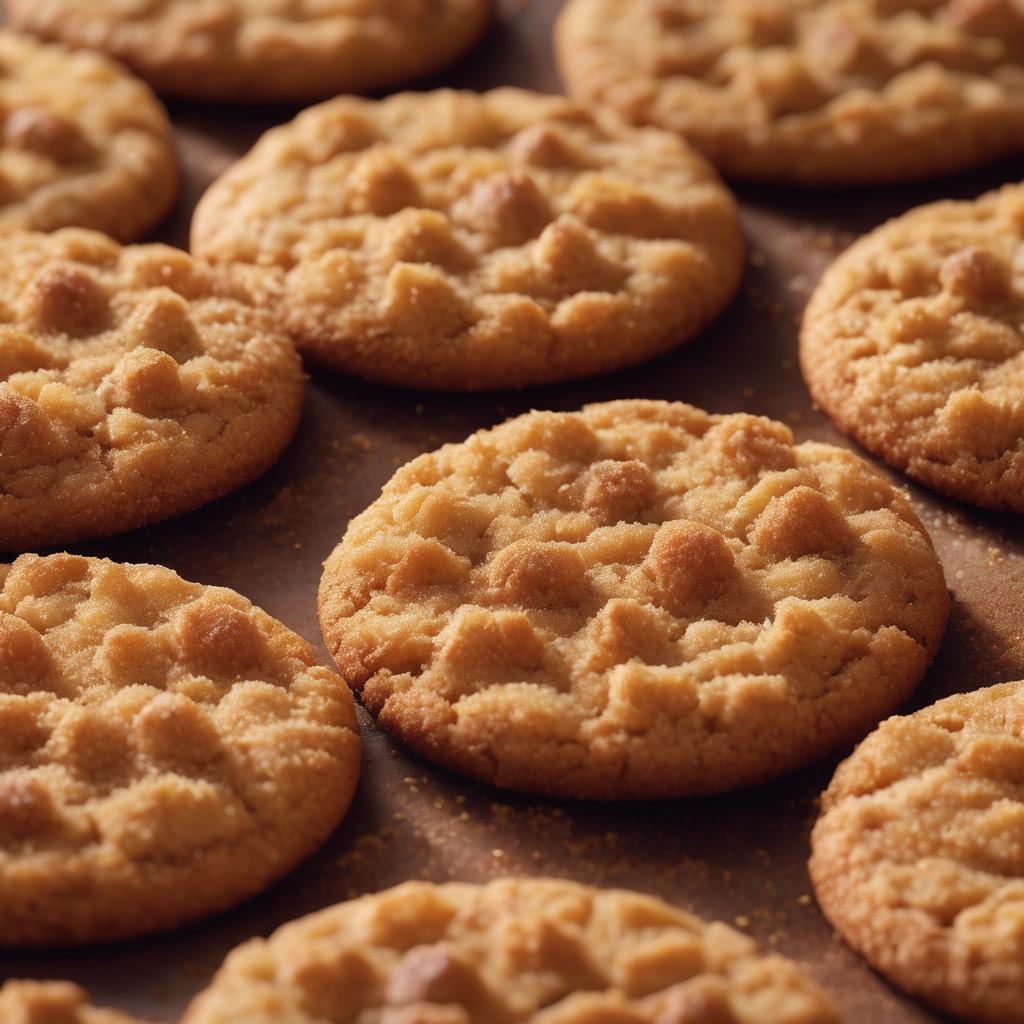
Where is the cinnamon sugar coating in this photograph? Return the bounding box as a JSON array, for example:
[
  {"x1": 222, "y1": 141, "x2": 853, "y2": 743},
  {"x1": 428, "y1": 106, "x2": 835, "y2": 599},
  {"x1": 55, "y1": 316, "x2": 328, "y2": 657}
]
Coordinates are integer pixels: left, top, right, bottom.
[
  {"x1": 811, "y1": 680, "x2": 1024, "y2": 1023},
  {"x1": 0, "y1": 229, "x2": 303, "y2": 550},
  {"x1": 0, "y1": 31, "x2": 176, "y2": 241},
  {"x1": 556, "y1": 0, "x2": 1024, "y2": 184},
  {"x1": 801, "y1": 183, "x2": 1024, "y2": 512},
  {"x1": 191, "y1": 89, "x2": 743, "y2": 391},
  {"x1": 183, "y1": 878, "x2": 839, "y2": 1024},
  {"x1": 319, "y1": 400, "x2": 948, "y2": 799},
  {"x1": 0, "y1": 553, "x2": 361, "y2": 947},
  {"x1": 8, "y1": 0, "x2": 491, "y2": 104}
]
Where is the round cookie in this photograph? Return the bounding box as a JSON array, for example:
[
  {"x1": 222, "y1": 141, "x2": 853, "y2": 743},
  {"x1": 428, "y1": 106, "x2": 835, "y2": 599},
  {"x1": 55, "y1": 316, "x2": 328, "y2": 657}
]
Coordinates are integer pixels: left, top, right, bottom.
[
  {"x1": 183, "y1": 877, "x2": 839, "y2": 1023},
  {"x1": 555, "y1": 0, "x2": 1024, "y2": 185},
  {"x1": 0, "y1": 228, "x2": 304, "y2": 551},
  {"x1": 190, "y1": 88, "x2": 744, "y2": 391},
  {"x1": 318, "y1": 399, "x2": 949, "y2": 799},
  {"x1": 0, "y1": 552, "x2": 361, "y2": 947},
  {"x1": 801, "y1": 183, "x2": 1024, "y2": 513},
  {"x1": 810, "y1": 681, "x2": 1024, "y2": 1024},
  {"x1": 0, "y1": 981, "x2": 140, "y2": 1024},
  {"x1": 0, "y1": 31, "x2": 176, "y2": 241},
  {"x1": 7, "y1": 0, "x2": 492, "y2": 104}
]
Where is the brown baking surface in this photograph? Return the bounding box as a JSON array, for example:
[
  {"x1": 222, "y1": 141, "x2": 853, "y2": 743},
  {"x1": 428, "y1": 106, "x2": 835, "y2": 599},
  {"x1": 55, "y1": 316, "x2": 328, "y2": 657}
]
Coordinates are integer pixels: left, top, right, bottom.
[{"x1": 1, "y1": 2, "x2": 1023, "y2": 1020}]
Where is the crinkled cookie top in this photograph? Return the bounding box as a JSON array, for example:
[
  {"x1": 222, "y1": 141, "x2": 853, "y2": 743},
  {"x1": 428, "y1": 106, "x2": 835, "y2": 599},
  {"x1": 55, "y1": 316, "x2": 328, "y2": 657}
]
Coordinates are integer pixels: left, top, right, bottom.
[
  {"x1": 0, "y1": 228, "x2": 304, "y2": 550},
  {"x1": 191, "y1": 88, "x2": 743, "y2": 390},
  {"x1": 811, "y1": 680, "x2": 1024, "y2": 1024},
  {"x1": 556, "y1": 0, "x2": 1024, "y2": 183},
  {"x1": 183, "y1": 878, "x2": 839, "y2": 1024},
  {"x1": 319, "y1": 399, "x2": 948, "y2": 799},
  {"x1": 0, "y1": 30, "x2": 176, "y2": 240},
  {"x1": 0, "y1": 981, "x2": 140, "y2": 1024},
  {"x1": 8, "y1": 0, "x2": 491, "y2": 103},
  {"x1": 801, "y1": 182, "x2": 1024, "y2": 512},
  {"x1": 0, "y1": 553, "x2": 361, "y2": 947}
]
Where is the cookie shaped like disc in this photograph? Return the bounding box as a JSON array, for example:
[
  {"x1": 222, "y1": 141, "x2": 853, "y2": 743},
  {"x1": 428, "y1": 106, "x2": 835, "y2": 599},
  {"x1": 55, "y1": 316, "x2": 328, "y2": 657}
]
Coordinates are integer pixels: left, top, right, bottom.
[
  {"x1": 811, "y1": 680, "x2": 1024, "y2": 1024},
  {"x1": 8, "y1": 0, "x2": 491, "y2": 104},
  {"x1": 801, "y1": 183, "x2": 1024, "y2": 512},
  {"x1": 191, "y1": 88, "x2": 743, "y2": 391},
  {"x1": 319, "y1": 399, "x2": 948, "y2": 799},
  {"x1": 0, "y1": 31, "x2": 176, "y2": 241},
  {"x1": 183, "y1": 878, "x2": 839, "y2": 1024},
  {"x1": 0, "y1": 553, "x2": 361, "y2": 946},
  {"x1": 557, "y1": 0, "x2": 1024, "y2": 184},
  {"x1": 0, "y1": 228, "x2": 304, "y2": 550}
]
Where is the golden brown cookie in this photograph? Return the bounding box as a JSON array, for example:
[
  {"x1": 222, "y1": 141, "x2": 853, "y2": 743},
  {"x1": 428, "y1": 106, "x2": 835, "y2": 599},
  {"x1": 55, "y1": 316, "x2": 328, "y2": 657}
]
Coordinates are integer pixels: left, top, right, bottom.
[
  {"x1": 7, "y1": 0, "x2": 492, "y2": 104},
  {"x1": 183, "y1": 877, "x2": 839, "y2": 1024},
  {"x1": 0, "y1": 31, "x2": 176, "y2": 241},
  {"x1": 801, "y1": 183, "x2": 1024, "y2": 513},
  {"x1": 0, "y1": 981, "x2": 140, "y2": 1024},
  {"x1": 318, "y1": 399, "x2": 949, "y2": 799},
  {"x1": 190, "y1": 88, "x2": 743, "y2": 391},
  {"x1": 0, "y1": 552, "x2": 361, "y2": 948},
  {"x1": 556, "y1": 0, "x2": 1024, "y2": 184},
  {"x1": 811, "y1": 680, "x2": 1024, "y2": 1024},
  {"x1": 0, "y1": 228, "x2": 304, "y2": 551}
]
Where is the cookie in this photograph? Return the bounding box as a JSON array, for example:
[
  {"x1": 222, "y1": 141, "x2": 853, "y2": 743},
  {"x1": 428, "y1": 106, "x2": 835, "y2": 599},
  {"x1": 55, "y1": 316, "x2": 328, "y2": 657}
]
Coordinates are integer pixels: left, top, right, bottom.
[
  {"x1": 0, "y1": 552, "x2": 361, "y2": 947},
  {"x1": 810, "y1": 681, "x2": 1024, "y2": 1024},
  {"x1": 0, "y1": 228, "x2": 304, "y2": 551},
  {"x1": 183, "y1": 877, "x2": 839, "y2": 1023},
  {"x1": 555, "y1": 0, "x2": 1024, "y2": 184},
  {"x1": 7, "y1": 0, "x2": 492, "y2": 104},
  {"x1": 0, "y1": 981, "x2": 140, "y2": 1024},
  {"x1": 801, "y1": 183, "x2": 1024, "y2": 513},
  {"x1": 318, "y1": 399, "x2": 949, "y2": 799},
  {"x1": 190, "y1": 88, "x2": 744, "y2": 391},
  {"x1": 0, "y1": 31, "x2": 176, "y2": 241}
]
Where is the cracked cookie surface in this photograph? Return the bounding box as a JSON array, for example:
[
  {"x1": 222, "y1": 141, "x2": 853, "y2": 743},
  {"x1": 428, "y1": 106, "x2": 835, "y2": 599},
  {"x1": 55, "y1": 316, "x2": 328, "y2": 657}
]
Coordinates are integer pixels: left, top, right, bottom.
[
  {"x1": 556, "y1": 0, "x2": 1024, "y2": 184},
  {"x1": 183, "y1": 877, "x2": 839, "y2": 1024},
  {"x1": 0, "y1": 228, "x2": 304, "y2": 551},
  {"x1": 811, "y1": 680, "x2": 1024, "y2": 1024},
  {"x1": 318, "y1": 399, "x2": 948, "y2": 799},
  {"x1": 801, "y1": 183, "x2": 1024, "y2": 512},
  {"x1": 0, "y1": 981, "x2": 140, "y2": 1023},
  {"x1": 0, "y1": 553, "x2": 361, "y2": 947},
  {"x1": 8, "y1": 0, "x2": 491, "y2": 104},
  {"x1": 0, "y1": 31, "x2": 176, "y2": 241},
  {"x1": 190, "y1": 88, "x2": 743, "y2": 391}
]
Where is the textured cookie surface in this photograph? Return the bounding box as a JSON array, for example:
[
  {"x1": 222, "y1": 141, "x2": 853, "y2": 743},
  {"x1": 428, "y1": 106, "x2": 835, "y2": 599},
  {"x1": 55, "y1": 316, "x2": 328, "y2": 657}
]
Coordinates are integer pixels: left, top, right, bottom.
[
  {"x1": 0, "y1": 31, "x2": 176, "y2": 241},
  {"x1": 0, "y1": 981, "x2": 140, "y2": 1024},
  {"x1": 0, "y1": 553, "x2": 361, "y2": 947},
  {"x1": 0, "y1": 228, "x2": 304, "y2": 551},
  {"x1": 318, "y1": 399, "x2": 948, "y2": 799},
  {"x1": 183, "y1": 877, "x2": 839, "y2": 1024},
  {"x1": 811, "y1": 681, "x2": 1024, "y2": 1024},
  {"x1": 801, "y1": 183, "x2": 1024, "y2": 512},
  {"x1": 191, "y1": 88, "x2": 743, "y2": 390},
  {"x1": 556, "y1": 0, "x2": 1024, "y2": 184},
  {"x1": 8, "y1": 0, "x2": 491, "y2": 103}
]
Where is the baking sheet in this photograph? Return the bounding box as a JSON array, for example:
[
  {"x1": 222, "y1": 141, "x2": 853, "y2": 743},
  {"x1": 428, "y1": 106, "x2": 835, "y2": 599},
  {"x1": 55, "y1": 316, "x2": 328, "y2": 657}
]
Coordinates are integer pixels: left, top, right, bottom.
[{"x1": 1, "y1": 2, "x2": 1023, "y2": 1019}]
